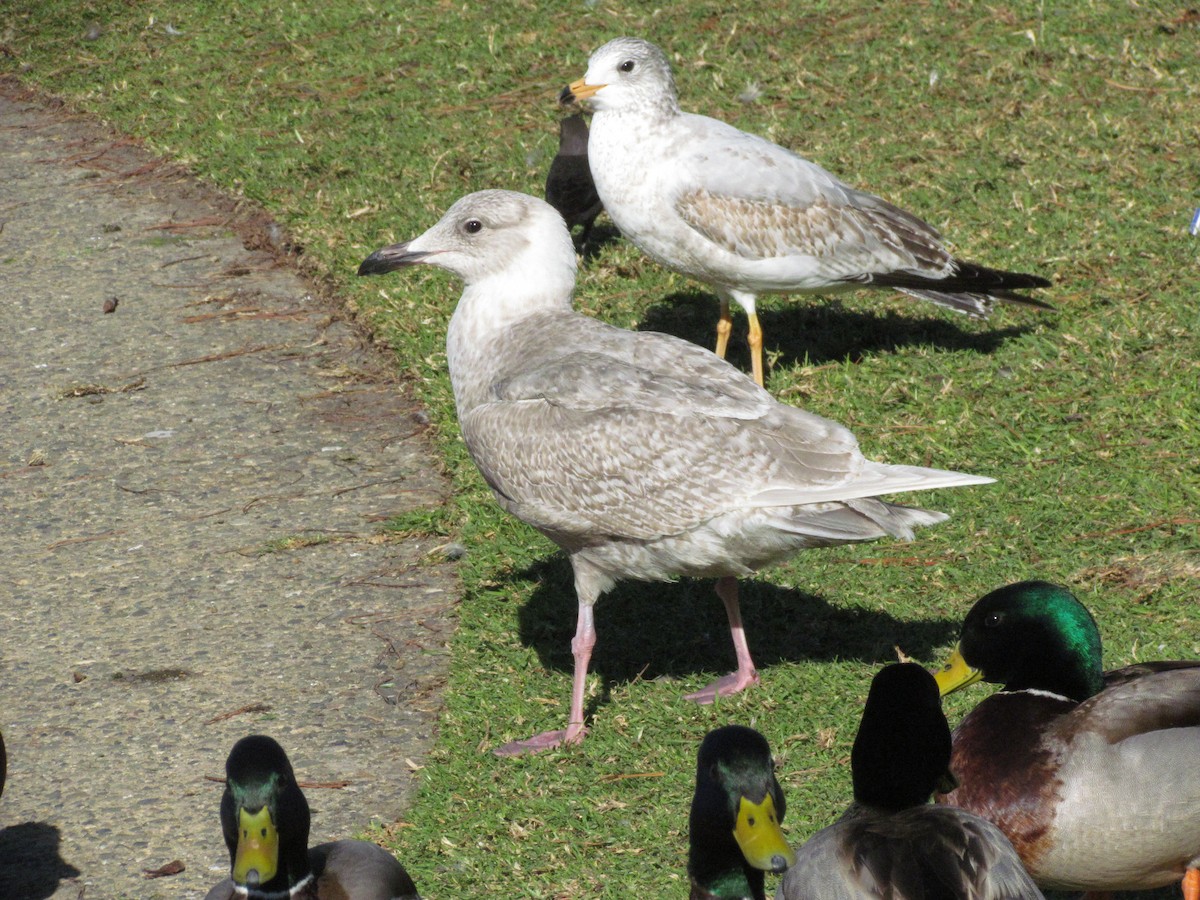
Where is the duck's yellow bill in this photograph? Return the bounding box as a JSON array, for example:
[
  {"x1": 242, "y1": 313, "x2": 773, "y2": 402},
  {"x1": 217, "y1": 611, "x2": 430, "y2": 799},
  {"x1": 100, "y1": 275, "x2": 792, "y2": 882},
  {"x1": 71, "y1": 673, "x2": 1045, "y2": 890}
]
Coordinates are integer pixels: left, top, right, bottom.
[
  {"x1": 234, "y1": 806, "x2": 279, "y2": 886},
  {"x1": 566, "y1": 77, "x2": 605, "y2": 102},
  {"x1": 933, "y1": 645, "x2": 985, "y2": 696},
  {"x1": 733, "y1": 794, "x2": 795, "y2": 873}
]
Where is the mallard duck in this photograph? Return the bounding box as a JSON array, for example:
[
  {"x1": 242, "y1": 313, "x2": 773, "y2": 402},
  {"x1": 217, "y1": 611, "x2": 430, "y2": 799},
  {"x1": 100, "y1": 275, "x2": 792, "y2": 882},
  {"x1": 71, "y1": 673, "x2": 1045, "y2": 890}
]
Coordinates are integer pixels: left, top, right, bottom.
[
  {"x1": 0, "y1": 726, "x2": 6, "y2": 800},
  {"x1": 933, "y1": 580, "x2": 1200, "y2": 899},
  {"x1": 358, "y1": 189, "x2": 993, "y2": 756},
  {"x1": 562, "y1": 37, "x2": 1050, "y2": 387},
  {"x1": 205, "y1": 735, "x2": 421, "y2": 900},
  {"x1": 777, "y1": 663, "x2": 1044, "y2": 899},
  {"x1": 689, "y1": 725, "x2": 795, "y2": 900},
  {"x1": 545, "y1": 112, "x2": 603, "y2": 247}
]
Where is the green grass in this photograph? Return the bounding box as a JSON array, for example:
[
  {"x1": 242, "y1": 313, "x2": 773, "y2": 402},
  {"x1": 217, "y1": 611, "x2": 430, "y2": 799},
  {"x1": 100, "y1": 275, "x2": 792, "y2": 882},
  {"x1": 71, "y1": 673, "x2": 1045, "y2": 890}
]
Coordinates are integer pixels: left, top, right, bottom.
[{"x1": 7, "y1": 2, "x2": 1199, "y2": 897}]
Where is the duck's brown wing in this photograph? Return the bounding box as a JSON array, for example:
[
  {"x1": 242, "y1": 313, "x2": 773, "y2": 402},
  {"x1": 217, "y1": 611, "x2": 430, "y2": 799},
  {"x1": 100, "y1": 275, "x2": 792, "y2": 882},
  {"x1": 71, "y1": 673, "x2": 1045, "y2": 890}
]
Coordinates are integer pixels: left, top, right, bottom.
[
  {"x1": 780, "y1": 806, "x2": 1044, "y2": 900},
  {"x1": 311, "y1": 840, "x2": 421, "y2": 900},
  {"x1": 1069, "y1": 664, "x2": 1200, "y2": 744}
]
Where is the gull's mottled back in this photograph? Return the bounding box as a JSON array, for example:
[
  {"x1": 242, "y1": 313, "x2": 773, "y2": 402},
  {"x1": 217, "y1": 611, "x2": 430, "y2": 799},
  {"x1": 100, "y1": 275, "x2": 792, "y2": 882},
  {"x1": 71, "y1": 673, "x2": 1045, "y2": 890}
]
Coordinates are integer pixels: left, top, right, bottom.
[{"x1": 359, "y1": 190, "x2": 994, "y2": 756}]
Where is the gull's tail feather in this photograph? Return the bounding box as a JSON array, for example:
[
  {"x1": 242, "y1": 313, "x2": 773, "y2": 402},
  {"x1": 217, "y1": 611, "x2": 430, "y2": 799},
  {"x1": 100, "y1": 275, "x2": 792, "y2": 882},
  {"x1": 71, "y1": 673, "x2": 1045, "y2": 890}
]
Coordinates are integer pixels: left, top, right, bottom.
[
  {"x1": 772, "y1": 499, "x2": 950, "y2": 544},
  {"x1": 752, "y1": 464, "x2": 994, "y2": 509},
  {"x1": 878, "y1": 261, "x2": 1053, "y2": 318}
]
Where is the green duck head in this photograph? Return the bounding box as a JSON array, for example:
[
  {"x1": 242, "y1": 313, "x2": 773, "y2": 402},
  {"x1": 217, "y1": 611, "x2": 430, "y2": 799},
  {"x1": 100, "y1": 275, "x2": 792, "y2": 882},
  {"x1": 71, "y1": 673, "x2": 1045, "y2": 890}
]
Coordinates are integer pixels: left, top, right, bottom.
[
  {"x1": 852, "y1": 663, "x2": 956, "y2": 811},
  {"x1": 689, "y1": 725, "x2": 795, "y2": 900},
  {"x1": 219, "y1": 735, "x2": 314, "y2": 895},
  {"x1": 935, "y1": 580, "x2": 1105, "y2": 702}
]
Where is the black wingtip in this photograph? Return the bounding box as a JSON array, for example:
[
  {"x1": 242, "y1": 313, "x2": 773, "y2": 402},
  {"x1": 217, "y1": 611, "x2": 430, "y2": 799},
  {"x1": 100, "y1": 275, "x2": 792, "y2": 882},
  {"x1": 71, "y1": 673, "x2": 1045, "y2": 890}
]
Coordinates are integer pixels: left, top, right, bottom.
[{"x1": 357, "y1": 251, "x2": 390, "y2": 277}]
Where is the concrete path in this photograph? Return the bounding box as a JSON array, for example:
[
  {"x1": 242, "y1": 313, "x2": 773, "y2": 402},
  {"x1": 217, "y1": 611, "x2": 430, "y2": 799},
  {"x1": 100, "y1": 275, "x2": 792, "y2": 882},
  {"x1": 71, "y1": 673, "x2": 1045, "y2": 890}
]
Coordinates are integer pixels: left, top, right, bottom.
[{"x1": 0, "y1": 81, "x2": 457, "y2": 899}]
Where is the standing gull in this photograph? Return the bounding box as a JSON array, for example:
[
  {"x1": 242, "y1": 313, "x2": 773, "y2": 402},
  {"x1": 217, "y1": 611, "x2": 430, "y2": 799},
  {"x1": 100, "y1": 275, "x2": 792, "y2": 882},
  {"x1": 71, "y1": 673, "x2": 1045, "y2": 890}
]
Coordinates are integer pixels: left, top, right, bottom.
[
  {"x1": 562, "y1": 37, "x2": 1051, "y2": 386},
  {"x1": 545, "y1": 112, "x2": 603, "y2": 247},
  {"x1": 358, "y1": 190, "x2": 993, "y2": 756}
]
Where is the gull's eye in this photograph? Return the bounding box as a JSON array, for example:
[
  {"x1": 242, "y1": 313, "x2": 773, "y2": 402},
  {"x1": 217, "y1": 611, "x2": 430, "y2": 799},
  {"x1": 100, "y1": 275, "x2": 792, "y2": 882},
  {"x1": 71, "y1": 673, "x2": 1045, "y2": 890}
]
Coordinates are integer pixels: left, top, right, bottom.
[
  {"x1": 619, "y1": 59, "x2": 635, "y2": 73},
  {"x1": 463, "y1": 219, "x2": 483, "y2": 234}
]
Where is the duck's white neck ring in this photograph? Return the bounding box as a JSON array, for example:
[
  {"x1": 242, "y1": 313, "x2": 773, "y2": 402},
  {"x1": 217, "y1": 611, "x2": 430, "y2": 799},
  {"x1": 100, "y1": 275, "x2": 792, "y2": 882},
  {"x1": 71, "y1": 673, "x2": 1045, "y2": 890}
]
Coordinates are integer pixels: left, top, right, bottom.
[{"x1": 232, "y1": 874, "x2": 314, "y2": 899}]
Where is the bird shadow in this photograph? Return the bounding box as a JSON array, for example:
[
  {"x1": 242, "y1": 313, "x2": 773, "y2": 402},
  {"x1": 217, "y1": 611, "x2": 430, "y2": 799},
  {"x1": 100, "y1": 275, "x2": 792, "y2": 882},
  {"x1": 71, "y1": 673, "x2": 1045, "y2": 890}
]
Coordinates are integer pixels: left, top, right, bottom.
[
  {"x1": 576, "y1": 220, "x2": 622, "y2": 262},
  {"x1": 511, "y1": 555, "x2": 957, "y2": 716},
  {"x1": 637, "y1": 291, "x2": 1040, "y2": 369},
  {"x1": 0, "y1": 822, "x2": 82, "y2": 899}
]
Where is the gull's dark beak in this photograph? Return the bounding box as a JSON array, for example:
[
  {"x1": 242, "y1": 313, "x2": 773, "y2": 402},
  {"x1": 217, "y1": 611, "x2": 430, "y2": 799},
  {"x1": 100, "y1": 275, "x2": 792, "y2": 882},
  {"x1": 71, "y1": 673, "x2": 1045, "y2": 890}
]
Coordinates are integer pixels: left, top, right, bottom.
[{"x1": 357, "y1": 241, "x2": 432, "y2": 276}]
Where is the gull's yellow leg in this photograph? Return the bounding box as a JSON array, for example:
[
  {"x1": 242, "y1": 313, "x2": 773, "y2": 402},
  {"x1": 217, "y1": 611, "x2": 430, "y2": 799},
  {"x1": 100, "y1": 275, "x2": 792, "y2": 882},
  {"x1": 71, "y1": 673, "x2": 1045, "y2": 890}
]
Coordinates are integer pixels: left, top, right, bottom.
[
  {"x1": 748, "y1": 312, "x2": 764, "y2": 387},
  {"x1": 715, "y1": 297, "x2": 733, "y2": 360}
]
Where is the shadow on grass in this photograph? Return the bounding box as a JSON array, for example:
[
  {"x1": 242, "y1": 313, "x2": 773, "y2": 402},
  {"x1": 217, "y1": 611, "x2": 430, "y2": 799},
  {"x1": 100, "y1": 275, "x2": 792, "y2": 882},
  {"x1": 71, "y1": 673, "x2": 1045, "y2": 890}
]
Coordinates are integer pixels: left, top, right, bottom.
[
  {"x1": 511, "y1": 555, "x2": 957, "y2": 714},
  {"x1": 576, "y1": 221, "x2": 622, "y2": 263},
  {"x1": 637, "y1": 291, "x2": 1041, "y2": 369}
]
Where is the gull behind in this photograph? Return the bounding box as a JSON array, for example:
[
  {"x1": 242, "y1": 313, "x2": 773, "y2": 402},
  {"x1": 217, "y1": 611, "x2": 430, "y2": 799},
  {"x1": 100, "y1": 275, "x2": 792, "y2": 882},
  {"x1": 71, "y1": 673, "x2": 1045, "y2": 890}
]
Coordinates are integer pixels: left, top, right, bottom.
[{"x1": 564, "y1": 37, "x2": 1051, "y2": 385}]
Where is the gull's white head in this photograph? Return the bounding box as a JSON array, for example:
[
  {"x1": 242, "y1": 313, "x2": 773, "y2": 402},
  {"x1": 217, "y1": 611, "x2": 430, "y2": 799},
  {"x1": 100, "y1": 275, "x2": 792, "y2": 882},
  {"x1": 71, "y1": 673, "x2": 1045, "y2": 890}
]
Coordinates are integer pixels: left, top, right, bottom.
[
  {"x1": 564, "y1": 37, "x2": 679, "y2": 116},
  {"x1": 358, "y1": 190, "x2": 577, "y2": 309}
]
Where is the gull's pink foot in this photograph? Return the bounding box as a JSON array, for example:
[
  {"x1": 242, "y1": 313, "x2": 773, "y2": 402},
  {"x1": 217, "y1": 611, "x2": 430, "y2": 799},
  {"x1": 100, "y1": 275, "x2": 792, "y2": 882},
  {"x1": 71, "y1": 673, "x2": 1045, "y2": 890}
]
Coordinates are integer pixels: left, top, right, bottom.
[
  {"x1": 492, "y1": 724, "x2": 587, "y2": 757},
  {"x1": 684, "y1": 668, "x2": 759, "y2": 705}
]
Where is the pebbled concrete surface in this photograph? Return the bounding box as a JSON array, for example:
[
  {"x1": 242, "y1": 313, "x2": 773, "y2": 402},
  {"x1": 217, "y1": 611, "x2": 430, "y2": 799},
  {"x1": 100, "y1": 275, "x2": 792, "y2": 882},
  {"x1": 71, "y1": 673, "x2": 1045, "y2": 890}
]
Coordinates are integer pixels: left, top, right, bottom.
[{"x1": 0, "y1": 80, "x2": 457, "y2": 899}]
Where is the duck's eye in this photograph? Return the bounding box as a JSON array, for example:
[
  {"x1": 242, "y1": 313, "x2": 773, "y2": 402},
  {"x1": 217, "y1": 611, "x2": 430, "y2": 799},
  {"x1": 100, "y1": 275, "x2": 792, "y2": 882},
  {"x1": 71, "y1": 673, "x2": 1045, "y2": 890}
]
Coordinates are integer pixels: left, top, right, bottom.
[
  {"x1": 619, "y1": 59, "x2": 635, "y2": 73},
  {"x1": 984, "y1": 612, "x2": 1003, "y2": 628},
  {"x1": 463, "y1": 219, "x2": 483, "y2": 234}
]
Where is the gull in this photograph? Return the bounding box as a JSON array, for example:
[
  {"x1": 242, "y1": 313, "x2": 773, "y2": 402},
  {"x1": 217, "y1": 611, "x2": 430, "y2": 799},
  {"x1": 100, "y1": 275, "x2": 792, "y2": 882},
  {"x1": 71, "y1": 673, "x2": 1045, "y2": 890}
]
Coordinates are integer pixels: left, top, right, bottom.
[
  {"x1": 545, "y1": 112, "x2": 603, "y2": 247},
  {"x1": 563, "y1": 37, "x2": 1051, "y2": 386},
  {"x1": 358, "y1": 190, "x2": 994, "y2": 756}
]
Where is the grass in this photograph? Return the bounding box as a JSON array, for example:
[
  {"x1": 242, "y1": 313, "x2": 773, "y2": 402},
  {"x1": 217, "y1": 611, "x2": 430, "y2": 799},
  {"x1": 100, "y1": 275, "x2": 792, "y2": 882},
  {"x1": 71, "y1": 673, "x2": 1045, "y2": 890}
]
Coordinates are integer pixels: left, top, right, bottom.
[{"x1": 6, "y1": 1, "x2": 1199, "y2": 897}]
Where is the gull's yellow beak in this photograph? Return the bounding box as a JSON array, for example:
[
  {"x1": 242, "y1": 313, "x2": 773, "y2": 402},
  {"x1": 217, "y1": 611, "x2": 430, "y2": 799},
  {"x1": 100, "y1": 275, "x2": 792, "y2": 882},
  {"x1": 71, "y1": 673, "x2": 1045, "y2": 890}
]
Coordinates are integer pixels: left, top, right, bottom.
[
  {"x1": 933, "y1": 645, "x2": 985, "y2": 696},
  {"x1": 233, "y1": 806, "x2": 279, "y2": 886},
  {"x1": 564, "y1": 77, "x2": 605, "y2": 103},
  {"x1": 733, "y1": 794, "x2": 795, "y2": 873}
]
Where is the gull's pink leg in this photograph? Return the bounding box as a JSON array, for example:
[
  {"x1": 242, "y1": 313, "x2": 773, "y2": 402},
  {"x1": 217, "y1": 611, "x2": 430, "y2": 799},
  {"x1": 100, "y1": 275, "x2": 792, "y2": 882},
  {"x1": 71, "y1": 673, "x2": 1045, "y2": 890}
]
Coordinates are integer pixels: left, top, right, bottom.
[
  {"x1": 494, "y1": 598, "x2": 595, "y2": 757},
  {"x1": 684, "y1": 576, "x2": 760, "y2": 704}
]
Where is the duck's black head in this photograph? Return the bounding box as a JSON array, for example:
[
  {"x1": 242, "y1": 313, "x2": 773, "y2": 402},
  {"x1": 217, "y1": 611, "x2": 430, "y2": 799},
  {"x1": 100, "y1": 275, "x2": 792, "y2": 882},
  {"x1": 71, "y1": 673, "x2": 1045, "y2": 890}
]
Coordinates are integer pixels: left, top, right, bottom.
[
  {"x1": 689, "y1": 725, "x2": 794, "y2": 900},
  {"x1": 219, "y1": 735, "x2": 313, "y2": 894},
  {"x1": 852, "y1": 663, "x2": 954, "y2": 812},
  {"x1": 957, "y1": 581, "x2": 1105, "y2": 701}
]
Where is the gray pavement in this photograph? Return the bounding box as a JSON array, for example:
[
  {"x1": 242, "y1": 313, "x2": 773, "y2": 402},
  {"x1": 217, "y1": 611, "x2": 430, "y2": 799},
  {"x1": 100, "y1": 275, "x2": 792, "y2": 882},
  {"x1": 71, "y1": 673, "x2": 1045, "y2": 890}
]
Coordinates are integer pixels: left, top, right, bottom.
[{"x1": 0, "y1": 81, "x2": 457, "y2": 898}]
